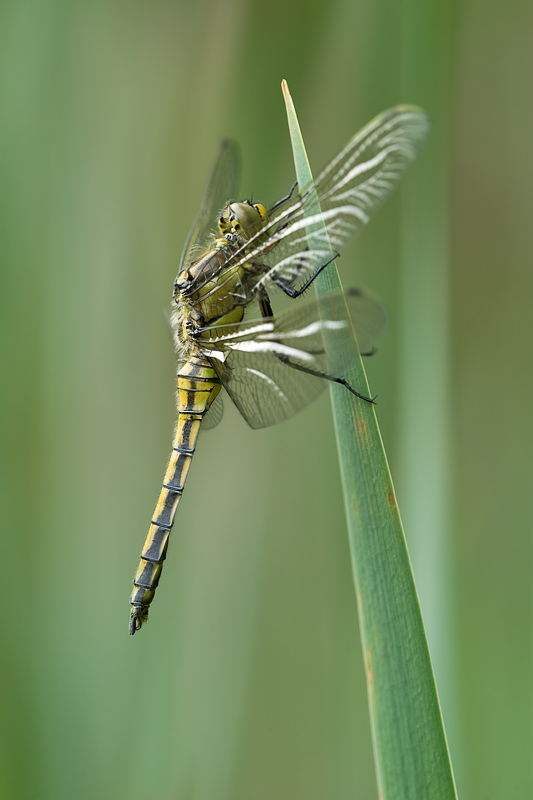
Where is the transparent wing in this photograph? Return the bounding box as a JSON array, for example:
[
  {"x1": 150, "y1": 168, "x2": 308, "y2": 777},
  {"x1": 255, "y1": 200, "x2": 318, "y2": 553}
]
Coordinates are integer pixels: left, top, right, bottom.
[
  {"x1": 179, "y1": 139, "x2": 240, "y2": 271},
  {"x1": 201, "y1": 288, "x2": 386, "y2": 429},
  {"x1": 202, "y1": 392, "x2": 224, "y2": 430},
  {"x1": 198, "y1": 107, "x2": 429, "y2": 299}
]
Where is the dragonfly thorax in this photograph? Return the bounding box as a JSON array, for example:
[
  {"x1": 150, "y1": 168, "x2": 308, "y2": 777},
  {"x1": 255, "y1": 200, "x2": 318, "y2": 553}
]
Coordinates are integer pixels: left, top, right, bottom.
[
  {"x1": 172, "y1": 242, "x2": 248, "y2": 353},
  {"x1": 173, "y1": 205, "x2": 266, "y2": 333}
]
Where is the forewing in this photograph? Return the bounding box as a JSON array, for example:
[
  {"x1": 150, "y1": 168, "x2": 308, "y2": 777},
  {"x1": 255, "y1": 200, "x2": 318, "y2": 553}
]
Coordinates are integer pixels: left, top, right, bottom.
[
  {"x1": 203, "y1": 289, "x2": 386, "y2": 429},
  {"x1": 179, "y1": 139, "x2": 240, "y2": 271},
  {"x1": 221, "y1": 107, "x2": 430, "y2": 295}
]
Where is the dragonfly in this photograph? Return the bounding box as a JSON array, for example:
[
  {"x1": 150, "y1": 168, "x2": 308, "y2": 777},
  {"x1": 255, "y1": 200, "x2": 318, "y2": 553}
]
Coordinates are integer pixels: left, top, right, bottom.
[{"x1": 129, "y1": 105, "x2": 430, "y2": 634}]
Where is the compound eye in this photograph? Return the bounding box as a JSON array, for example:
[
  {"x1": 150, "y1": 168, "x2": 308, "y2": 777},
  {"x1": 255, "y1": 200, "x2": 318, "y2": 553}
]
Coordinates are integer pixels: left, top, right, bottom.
[
  {"x1": 226, "y1": 202, "x2": 268, "y2": 239},
  {"x1": 218, "y1": 204, "x2": 232, "y2": 235},
  {"x1": 253, "y1": 203, "x2": 268, "y2": 223}
]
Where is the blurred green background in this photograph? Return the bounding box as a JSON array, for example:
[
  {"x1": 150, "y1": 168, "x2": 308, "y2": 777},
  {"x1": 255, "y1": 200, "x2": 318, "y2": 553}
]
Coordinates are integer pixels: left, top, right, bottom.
[{"x1": 1, "y1": 0, "x2": 532, "y2": 798}]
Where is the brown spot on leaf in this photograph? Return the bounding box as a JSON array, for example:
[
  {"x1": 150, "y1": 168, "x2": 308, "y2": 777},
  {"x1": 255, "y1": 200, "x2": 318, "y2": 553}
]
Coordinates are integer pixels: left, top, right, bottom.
[{"x1": 356, "y1": 417, "x2": 367, "y2": 437}]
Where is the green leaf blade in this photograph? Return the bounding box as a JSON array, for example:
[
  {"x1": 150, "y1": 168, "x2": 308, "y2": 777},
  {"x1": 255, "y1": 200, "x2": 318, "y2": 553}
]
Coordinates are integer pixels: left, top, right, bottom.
[{"x1": 281, "y1": 79, "x2": 457, "y2": 800}]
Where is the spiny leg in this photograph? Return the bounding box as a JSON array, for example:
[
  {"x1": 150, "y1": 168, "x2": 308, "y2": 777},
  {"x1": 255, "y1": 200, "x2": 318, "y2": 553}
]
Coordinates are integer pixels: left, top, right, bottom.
[
  {"x1": 268, "y1": 180, "x2": 298, "y2": 214},
  {"x1": 279, "y1": 356, "x2": 376, "y2": 404},
  {"x1": 270, "y1": 252, "x2": 340, "y2": 299},
  {"x1": 257, "y1": 287, "x2": 274, "y2": 319}
]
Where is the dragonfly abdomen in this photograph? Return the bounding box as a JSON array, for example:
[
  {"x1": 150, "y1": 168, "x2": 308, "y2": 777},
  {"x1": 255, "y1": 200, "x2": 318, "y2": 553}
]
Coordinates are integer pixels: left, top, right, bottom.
[{"x1": 129, "y1": 357, "x2": 221, "y2": 634}]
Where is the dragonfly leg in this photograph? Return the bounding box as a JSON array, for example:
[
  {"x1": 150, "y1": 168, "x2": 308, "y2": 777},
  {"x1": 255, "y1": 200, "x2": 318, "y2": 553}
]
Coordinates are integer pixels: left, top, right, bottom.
[
  {"x1": 271, "y1": 252, "x2": 340, "y2": 299},
  {"x1": 268, "y1": 180, "x2": 299, "y2": 213},
  {"x1": 331, "y1": 375, "x2": 377, "y2": 404},
  {"x1": 257, "y1": 287, "x2": 274, "y2": 318},
  {"x1": 279, "y1": 356, "x2": 376, "y2": 404}
]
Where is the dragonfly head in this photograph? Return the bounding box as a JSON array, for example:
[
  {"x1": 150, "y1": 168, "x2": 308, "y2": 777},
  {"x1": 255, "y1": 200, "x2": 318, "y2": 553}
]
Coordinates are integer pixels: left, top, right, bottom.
[{"x1": 219, "y1": 201, "x2": 268, "y2": 241}]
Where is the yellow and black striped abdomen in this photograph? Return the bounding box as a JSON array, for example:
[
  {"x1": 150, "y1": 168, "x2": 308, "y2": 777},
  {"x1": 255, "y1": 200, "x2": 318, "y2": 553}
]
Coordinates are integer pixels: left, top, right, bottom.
[{"x1": 129, "y1": 357, "x2": 220, "y2": 634}]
